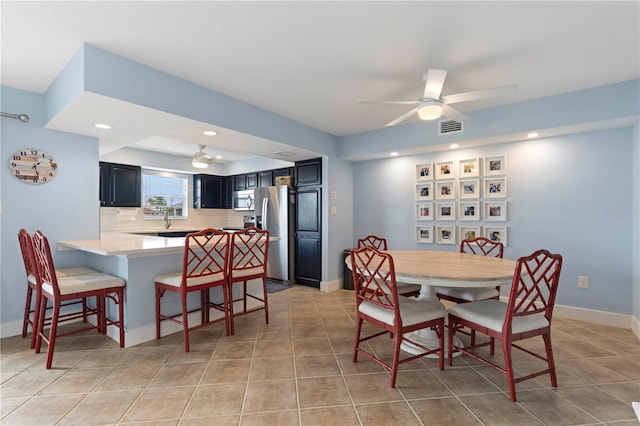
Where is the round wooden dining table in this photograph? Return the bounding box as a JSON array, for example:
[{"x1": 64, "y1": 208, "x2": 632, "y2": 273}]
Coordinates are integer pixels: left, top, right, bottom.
[{"x1": 347, "y1": 249, "x2": 517, "y2": 356}]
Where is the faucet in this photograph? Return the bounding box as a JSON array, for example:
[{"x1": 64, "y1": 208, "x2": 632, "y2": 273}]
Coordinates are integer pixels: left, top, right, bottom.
[{"x1": 163, "y1": 210, "x2": 172, "y2": 229}]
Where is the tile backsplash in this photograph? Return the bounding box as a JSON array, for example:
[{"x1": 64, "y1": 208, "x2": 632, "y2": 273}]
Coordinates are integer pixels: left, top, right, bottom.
[{"x1": 100, "y1": 207, "x2": 246, "y2": 232}]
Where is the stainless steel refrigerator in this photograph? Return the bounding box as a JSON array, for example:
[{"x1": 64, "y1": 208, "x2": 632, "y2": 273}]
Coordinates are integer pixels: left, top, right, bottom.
[{"x1": 254, "y1": 186, "x2": 295, "y2": 283}]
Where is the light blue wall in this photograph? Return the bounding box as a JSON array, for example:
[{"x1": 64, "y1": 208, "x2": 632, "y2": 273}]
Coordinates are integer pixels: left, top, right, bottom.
[
  {"x1": 1, "y1": 86, "x2": 100, "y2": 331},
  {"x1": 352, "y1": 128, "x2": 634, "y2": 315}
]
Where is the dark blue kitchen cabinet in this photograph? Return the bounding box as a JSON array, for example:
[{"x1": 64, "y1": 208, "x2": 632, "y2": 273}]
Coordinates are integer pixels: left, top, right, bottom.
[
  {"x1": 193, "y1": 174, "x2": 224, "y2": 209},
  {"x1": 99, "y1": 162, "x2": 141, "y2": 207}
]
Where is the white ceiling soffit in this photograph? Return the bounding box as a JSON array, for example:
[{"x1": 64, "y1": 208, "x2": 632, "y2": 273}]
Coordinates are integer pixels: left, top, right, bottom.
[{"x1": 45, "y1": 92, "x2": 320, "y2": 162}]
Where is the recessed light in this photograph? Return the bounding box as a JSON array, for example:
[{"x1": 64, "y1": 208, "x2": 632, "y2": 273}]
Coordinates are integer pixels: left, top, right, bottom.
[
  {"x1": 215, "y1": 155, "x2": 222, "y2": 160},
  {"x1": 527, "y1": 132, "x2": 539, "y2": 138},
  {"x1": 449, "y1": 144, "x2": 459, "y2": 149},
  {"x1": 94, "y1": 123, "x2": 112, "y2": 130},
  {"x1": 203, "y1": 130, "x2": 217, "y2": 136},
  {"x1": 390, "y1": 152, "x2": 398, "y2": 157}
]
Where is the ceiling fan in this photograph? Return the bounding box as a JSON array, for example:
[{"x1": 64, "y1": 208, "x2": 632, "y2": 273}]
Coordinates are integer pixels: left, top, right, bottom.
[
  {"x1": 181, "y1": 144, "x2": 212, "y2": 169},
  {"x1": 359, "y1": 69, "x2": 517, "y2": 127}
]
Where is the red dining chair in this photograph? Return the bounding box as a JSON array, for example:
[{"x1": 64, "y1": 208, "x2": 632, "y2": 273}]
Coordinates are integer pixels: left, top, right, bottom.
[
  {"x1": 19, "y1": 229, "x2": 103, "y2": 349},
  {"x1": 32, "y1": 230, "x2": 125, "y2": 369},
  {"x1": 447, "y1": 249, "x2": 563, "y2": 401},
  {"x1": 350, "y1": 246, "x2": 446, "y2": 388},
  {"x1": 356, "y1": 235, "x2": 421, "y2": 298},
  {"x1": 227, "y1": 227, "x2": 269, "y2": 335},
  {"x1": 435, "y1": 237, "x2": 504, "y2": 304},
  {"x1": 154, "y1": 228, "x2": 231, "y2": 352}
]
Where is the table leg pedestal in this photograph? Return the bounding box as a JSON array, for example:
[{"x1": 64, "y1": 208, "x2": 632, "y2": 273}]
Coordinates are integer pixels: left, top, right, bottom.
[{"x1": 400, "y1": 283, "x2": 462, "y2": 358}]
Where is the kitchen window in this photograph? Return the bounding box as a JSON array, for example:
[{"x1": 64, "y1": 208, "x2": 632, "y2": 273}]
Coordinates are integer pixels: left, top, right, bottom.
[{"x1": 142, "y1": 169, "x2": 188, "y2": 219}]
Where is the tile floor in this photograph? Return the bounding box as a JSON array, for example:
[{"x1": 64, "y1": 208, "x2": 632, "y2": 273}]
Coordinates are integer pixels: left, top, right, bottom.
[{"x1": 1, "y1": 286, "x2": 639, "y2": 425}]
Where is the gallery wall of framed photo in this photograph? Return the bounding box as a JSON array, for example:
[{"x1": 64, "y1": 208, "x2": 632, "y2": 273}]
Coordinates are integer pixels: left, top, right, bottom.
[{"x1": 415, "y1": 155, "x2": 508, "y2": 246}]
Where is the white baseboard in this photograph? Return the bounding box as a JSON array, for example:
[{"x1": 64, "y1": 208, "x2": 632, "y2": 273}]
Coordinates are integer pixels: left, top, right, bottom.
[
  {"x1": 0, "y1": 318, "x2": 27, "y2": 339},
  {"x1": 553, "y1": 303, "x2": 633, "y2": 329},
  {"x1": 321, "y1": 278, "x2": 342, "y2": 292},
  {"x1": 632, "y1": 315, "x2": 640, "y2": 340}
]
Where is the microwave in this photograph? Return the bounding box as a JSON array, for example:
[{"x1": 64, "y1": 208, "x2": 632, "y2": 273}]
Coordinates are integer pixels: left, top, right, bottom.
[{"x1": 233, "y1": 190, "x2": 254, "y2": 211}]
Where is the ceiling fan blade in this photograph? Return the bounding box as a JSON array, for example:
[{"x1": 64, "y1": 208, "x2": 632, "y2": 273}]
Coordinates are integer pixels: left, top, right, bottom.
[
  {"x1": 423, "y1": 69, "x2": 447, "y2": 99},
  {"x1": 385, "y1": 107, "x2": 420, "y2": 127},
  {"x1": 441, "y1": 104, "x2": 468, "y2": 122},
  {"x1": 358, "y1": 100, "x2": 420, "y2": 105},
  {"x1": 441, "y1": 84, "x2": 518, "y2": 105}
]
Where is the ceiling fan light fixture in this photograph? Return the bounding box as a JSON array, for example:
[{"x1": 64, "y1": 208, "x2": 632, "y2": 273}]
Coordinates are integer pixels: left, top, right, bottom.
[
  {"x1": 192, "y1": 157, "x2": 209, "y2": 168},
  {"x1": 417, "y1": 100, "x2": 443, "y2": 120}
]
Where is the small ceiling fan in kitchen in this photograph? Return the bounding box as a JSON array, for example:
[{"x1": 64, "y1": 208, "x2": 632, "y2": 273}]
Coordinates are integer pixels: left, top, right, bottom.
[
  {"x1": 181, "y1": 144, "x2": 212, "y2": 169},
  {"x1": 359, "y1": 68, "x2": 517, "y2": 127}
]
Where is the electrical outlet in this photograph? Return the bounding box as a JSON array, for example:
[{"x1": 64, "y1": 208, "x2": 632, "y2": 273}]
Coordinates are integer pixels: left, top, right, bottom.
[{"x1": 578, "y1": 276, "x2": 589, "y2": 288}]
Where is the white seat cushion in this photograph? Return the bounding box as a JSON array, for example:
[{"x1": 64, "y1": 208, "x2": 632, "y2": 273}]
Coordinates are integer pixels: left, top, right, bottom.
[
  {"x1": 396, "y1": 282, "x2": 421, "y2": 295},
  {"x1": 435, "y1": 286, "x2": 499, "y2": 301},
  {"x1": 359, "y1": 297, "x2": 445, "y2": 327},
  {"x1": 27, "y1": 267, "x2": 99, "y2": 285},
  {"x1": 155, "y1": 271, "x2": 226, "y2": 287},
  {"x1": 56, "y1": 267, "x2": 98, "y2": 278},
  {"x1": 229, "y1": 266, "x2": 265, "y2": 280},
  {"x1": 42, "y1": 273, "x2": 125, "y2": 296},
  {"x1": 447, "y1": 299, "x2": 549, "y2": 334}
]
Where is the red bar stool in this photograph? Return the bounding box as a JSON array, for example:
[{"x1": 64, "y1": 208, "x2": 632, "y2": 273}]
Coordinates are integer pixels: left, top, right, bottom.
[
  {"x1": 32, "y1": 230, "x2": 125, "y2": 369},
  {"x1": 227, "y1": 227, "x2": 269, "y2": 335},
  {"x1": 19, "y1": 229, "x2": 100, "y2": 349},
  {"x1": 154, "y1": 229, "x2": 231, "y2": 352}
]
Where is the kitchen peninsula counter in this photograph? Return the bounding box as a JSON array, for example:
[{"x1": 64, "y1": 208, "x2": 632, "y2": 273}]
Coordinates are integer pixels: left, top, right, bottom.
[
  {"x1": 58, "y1": 231, "x2": 271, "y2": 347},
  {"x1": 59, "y1": 231, "x2": 278, "y2": 258}
]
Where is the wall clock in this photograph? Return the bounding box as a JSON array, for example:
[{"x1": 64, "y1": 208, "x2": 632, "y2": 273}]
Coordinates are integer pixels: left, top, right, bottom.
[{"x1": 9, "y1": 148, "x2": 58, "y2": 184}]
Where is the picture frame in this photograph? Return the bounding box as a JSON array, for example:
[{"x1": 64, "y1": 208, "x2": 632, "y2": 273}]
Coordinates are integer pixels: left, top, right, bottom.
[
  {"x1": 459, "y1": 225, "x2": 482, "y2": 242},
  {"x1": 484, "y1": 177, "x2": 507, "y2": 198},
  {"x1": 484, "y1": 226, "x2": 508, "y2": 246},
  {"x1": 484, "y1": 155, "x2": 507, "y2": 176},
  {"x1": 435, "y1": 180, "x2": 456, "y2": 200},
  {"x1": 458, "y1": 179, "x2": 480, "y2": 199},
  {"x1": 435, "y1": 160, "x2": 455, "y2": 179},
  {"x1": 415, "y1": 225, "x2": 434, "y2": 244},
  {"x1": 459, "y1": 157, "x2": 480, "y2": 178},
  {"x1": 416, "y1": 203, "x2": 434, "y2": 221},
  {"x1": 484, "y1": 201, "x2": 507, "y2": 221},
  {"x1": 436, "y1": 202, "x2": 456, "y2": 221},
  {"x1": 415, "y1": 182, "x2": 433, "y2": 200},
  {"x1": 459, "y1": 201, "x2": 481, "y2": 221},
  {"x1": 435, "y1": 225, "x2": 456, "y2": 245},
  {"x1": 416, "y1": 163, "x2": 434, "y2": 181}
]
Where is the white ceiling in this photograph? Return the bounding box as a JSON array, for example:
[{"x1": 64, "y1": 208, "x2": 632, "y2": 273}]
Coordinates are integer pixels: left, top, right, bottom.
[{"x1": 2, "y1": 1, "x2": 639, "y2": 161}]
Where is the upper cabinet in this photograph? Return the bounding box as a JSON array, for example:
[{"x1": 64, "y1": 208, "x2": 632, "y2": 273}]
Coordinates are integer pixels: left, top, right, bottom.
[
  {"x1": 233, "y1": 174, "x2": 246, "y2": 191},
  {"x1": 274, "y1": 167, "x2": 295, "y2": 178},
  {"x1": 193, "y1": 174, "x2": 224, "y2": 209},
  {"x1": 258, "y1": 170, "x2": 273, "y2": 187},
  {"x1": 99, "y1": 162, "x2": 141, "y2": 207},
  {"x1": 295, "y1": 158, "x2": 322, "y2": 187},
  {"x1": 245, "y1": 173, "x2": 258, "y2": 189}
]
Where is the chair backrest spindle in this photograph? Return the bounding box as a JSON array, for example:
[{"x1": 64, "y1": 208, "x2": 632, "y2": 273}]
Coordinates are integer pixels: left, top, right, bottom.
[
  {"x1": 460, "y1": 237, "x2": 504, "y2": 258},
  {"x1": 357, "y1": 235, "x2": 388, "y2": 251},
  {"x1": 505, "y1": 249, "x2": 563, "y2": 328}
]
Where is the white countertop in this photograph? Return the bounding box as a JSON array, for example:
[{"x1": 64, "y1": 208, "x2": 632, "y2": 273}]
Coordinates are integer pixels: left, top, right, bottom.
[
  {"x1": 58, "y1": 231, "x2": 278, "y2": 258},
  {"x1": 58, "y1": 232, "x2": 186, "y2": 257}
]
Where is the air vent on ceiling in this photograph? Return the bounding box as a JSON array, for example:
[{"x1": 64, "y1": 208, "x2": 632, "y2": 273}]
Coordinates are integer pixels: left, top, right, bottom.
[
  {"x1": 439, "y1": 119, "x2": 464, "y2": 135},
  {"x1": 273, "y1": 151, "x2": 295, "y2": 157}
]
